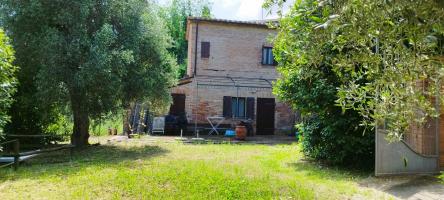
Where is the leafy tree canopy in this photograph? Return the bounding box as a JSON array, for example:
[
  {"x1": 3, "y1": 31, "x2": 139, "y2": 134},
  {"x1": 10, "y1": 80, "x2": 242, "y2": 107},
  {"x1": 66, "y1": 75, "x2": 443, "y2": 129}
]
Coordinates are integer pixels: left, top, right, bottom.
[
  {"x1": 2, "y1": 0, "x2": 177, "y2": 146},
  {"x1": 265, "y1": 1, "x2": 374, "y2": 166},
  {"x1": 160, "y1": 0, "x2": 213, "y2": 78},
  {"x1": 0, "y1": 28, "x2": 17, "y2": 138},
  {"x1": 266, "y1": 0, "x2": 444, "y2": 139}
]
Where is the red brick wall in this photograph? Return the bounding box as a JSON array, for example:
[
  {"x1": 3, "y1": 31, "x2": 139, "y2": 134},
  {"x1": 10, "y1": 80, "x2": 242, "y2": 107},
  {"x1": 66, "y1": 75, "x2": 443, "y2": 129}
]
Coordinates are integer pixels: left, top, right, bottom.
[
  {"x1": 439, "y1": 114, "x2": 444, "y2": 169},
  {"x1": 403, "y1": 81, "x2": 439, "y2": 157},
  {"x1": 171, "y1": 82, "x2": 295, "y2": 135},
  {"x1": 186, "y1": 21, "x2": 278, "y2": 79},
  {"x1": 172, "y1": 20, "x2": 294, "y2": 135}
]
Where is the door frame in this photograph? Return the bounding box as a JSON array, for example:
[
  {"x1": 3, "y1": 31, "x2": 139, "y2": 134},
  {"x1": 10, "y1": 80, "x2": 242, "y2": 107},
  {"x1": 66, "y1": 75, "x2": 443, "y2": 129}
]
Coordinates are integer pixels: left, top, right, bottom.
[
  {"x1": 169, "y1": 93, "x2": 186, "y2": 116},
  {"x1": 256, "y1": 98, "x2": 275, "y2": 135}
]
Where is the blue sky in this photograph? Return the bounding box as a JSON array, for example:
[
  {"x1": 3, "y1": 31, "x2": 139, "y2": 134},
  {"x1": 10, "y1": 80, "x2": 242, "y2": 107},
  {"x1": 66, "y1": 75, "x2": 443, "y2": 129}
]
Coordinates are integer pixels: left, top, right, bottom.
[{"x1": 159, "y1": 0, "x2": 294, "y2": 21}]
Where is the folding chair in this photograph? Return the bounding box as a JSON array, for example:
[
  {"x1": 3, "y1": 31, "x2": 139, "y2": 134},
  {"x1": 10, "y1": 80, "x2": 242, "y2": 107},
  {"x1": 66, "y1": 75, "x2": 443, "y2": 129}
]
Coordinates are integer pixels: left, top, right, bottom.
[{"x1": 152, "y1": 117, "x2": 165, "y2": 135}]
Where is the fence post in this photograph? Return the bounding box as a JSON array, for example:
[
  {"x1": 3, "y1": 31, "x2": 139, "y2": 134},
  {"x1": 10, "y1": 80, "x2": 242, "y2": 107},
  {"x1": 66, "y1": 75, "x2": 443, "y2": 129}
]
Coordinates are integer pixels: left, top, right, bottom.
[{"x1": 13, "y1": 140, "x2": 19, "y2": 171}]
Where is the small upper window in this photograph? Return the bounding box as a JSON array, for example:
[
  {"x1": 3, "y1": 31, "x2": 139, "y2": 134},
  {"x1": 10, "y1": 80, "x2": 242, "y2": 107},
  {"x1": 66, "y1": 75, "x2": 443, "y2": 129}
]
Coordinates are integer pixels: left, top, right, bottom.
[
  {"x1": 201, "y1": 42, "x2": 210, "y2": 58},
  {"x1": 262, "y1": 47, "x2": 276, "y2": 65}
]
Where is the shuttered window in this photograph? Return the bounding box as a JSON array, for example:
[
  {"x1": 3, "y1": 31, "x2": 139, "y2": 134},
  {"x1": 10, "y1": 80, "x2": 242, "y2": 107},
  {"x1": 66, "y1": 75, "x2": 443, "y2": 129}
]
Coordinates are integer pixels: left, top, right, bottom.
[
  {"x1": 223, "y1": 96, "x2": 255, "y2": 119},
  {"x1": 201, "y1": 42, "x2": 210, "y2": 58},
  {"x1": 246, "y1": 97, "x2": 255, "y2": 119},
  {"x1": 223, "y1": 96, "x2": 232, "y2": 118}
]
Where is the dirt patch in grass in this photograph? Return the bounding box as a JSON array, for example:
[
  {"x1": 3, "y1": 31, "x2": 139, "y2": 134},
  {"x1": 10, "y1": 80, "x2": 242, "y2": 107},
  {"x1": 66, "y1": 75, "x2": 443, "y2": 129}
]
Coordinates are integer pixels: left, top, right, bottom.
[{"x1": 359, "y1": 175, "x2": 444, "y2": 199}]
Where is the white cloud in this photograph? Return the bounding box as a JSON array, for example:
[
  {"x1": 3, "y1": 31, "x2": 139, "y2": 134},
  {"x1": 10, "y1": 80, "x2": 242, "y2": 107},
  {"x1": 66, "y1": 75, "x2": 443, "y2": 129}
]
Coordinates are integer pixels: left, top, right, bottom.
[
  {"x1": 159, "y1": 0, "x2": 294, "y2": 21},
  {"x1": 235, "y1": 0, "x2": 264, "y2": 20},
  {"x1": 212, "y1": 0, "x2": 294, "y2": 21},
  {"x1": 213, "y1": 0, "x2": 239, "y2": 8}
]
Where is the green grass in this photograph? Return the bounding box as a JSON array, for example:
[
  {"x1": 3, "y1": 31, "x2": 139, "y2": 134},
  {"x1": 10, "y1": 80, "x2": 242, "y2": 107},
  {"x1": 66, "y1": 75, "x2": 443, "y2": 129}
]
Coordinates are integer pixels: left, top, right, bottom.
[
  {"x1": 90, "y1": 115, "x2": 123, "y2": 136},
  {"x1": 0, "y1": 137, "x2": 392, "y2": 199}
]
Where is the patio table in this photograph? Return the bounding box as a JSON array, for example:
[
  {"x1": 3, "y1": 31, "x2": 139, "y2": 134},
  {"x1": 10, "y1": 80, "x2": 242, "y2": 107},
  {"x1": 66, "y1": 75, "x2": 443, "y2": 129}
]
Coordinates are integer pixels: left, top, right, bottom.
[{"x1": 207, "y1": 116, "x2": 225, "y2": 135}]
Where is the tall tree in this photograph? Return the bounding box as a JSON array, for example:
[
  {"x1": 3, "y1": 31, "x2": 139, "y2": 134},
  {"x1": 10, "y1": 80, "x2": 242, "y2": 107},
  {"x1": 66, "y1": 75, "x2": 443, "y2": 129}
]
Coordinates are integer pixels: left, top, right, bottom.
[
  {"x1": 266, "y1": 0, "x2": 444, "y2": 139},
  {"x1": 264, "y1": 0, "x2": 373, "y2": 166},
  {"x1": 0, "y1": 28, "x2": 17, "y2": 140},
  {"x1": 161, "y1": 0, "x2": 212, "y2": 78},
  {"x1": 2, "y1": 0, "x2": 177, "y2": 147}
]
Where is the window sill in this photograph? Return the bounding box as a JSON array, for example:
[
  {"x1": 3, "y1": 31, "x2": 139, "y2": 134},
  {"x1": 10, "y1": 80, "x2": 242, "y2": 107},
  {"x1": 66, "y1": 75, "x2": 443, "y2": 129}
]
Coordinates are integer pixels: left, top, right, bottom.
[{"x1": 227, "y1": 117, "x2": 252, "y2": 120}]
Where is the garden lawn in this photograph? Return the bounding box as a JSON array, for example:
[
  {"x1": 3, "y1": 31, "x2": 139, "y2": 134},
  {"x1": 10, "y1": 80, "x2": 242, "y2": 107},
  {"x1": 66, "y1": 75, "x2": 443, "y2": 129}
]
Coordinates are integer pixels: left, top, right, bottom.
[{"x1": 0, "y1": 137, "x2": 392, "y2": 199}]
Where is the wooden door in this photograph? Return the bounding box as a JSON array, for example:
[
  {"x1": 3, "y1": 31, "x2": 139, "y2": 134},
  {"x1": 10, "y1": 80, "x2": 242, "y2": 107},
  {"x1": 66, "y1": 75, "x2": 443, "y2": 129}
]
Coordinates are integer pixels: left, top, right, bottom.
[
  {"x1": 256, "y1": 98, "x2": 275, "y2": 135},
  {"x1": 169, "y1": 94, "x2": 186, "y2": 116}
]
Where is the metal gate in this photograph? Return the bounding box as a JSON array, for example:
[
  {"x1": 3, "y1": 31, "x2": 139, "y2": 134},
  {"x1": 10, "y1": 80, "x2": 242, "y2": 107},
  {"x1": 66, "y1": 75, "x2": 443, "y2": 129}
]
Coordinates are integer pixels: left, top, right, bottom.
[{"x1": 375, "y1": 117, "x2": 441, "y2": 176}]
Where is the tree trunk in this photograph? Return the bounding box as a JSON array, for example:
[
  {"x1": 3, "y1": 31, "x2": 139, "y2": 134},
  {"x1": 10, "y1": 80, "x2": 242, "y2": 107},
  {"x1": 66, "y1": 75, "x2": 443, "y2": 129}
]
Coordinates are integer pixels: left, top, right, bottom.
[
  {"x1": 123, "y1": 101, "x2": 135, "y2": 137},
  {"x1": 123, "y1": 108, "x2": 131, "y2": 136},
  {"x1": 71, "y1": 98, "x2": 90, "y2": 147}
]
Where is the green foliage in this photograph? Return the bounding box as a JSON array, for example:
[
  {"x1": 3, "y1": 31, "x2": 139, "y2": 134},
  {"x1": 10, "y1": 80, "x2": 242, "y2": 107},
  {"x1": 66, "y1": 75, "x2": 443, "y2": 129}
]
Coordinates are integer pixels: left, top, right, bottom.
[
  {"x1": 1, "y1": 0, "x2": 177, "y2": 145},
  {"x1": 46, "y1": 113, "x2": 73, "y2": 136},
  {"x1": 272, "y1": 48, "x2": 374, "y2": 166},
  {"x1": 267, "y1": 0, "x2": 444, "y2": 140},
  {"x1": 90, "y1": 114, "x2": 122, "y2": 136},
  {"x1": 330, "y1": 0, "x2": 444, "y2": 140},
  {"x1": 45, "y1": 111, "x2": 123, "y2": 137},
  {"x1": 265, "y1": 0, "x2": 374, "y2": 166},
  {"x1": 160, "y1": 0, "x2": 212, "y2": 78},
  {"x1": 0, "y1": 28, "x2": 17, "y2": 139},
  {"x1": 298, "y1": 114, "x2": 374, "y2": 167}
]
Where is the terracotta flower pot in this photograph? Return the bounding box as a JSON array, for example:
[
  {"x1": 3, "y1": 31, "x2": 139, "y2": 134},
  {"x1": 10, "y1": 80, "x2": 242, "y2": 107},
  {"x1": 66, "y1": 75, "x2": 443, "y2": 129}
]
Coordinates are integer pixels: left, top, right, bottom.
[{"x1": 235, "y1": 126, "x2": 247, "y2": 140}]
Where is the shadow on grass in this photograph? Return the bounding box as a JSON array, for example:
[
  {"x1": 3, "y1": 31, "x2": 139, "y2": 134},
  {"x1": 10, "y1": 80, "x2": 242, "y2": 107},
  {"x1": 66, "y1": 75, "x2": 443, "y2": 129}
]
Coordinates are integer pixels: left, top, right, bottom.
[
  {"x1": 380, "y1": 175, "x2": 444, "y2": 199},
  {"x1": 287, "y1": 160, "x2": 373, "y2": 181},
  {"x1": 289, "y1": 161, "x2": 444, "y2": 199},
  {"x1": 180, "y1": 136, "x2": 297, "y2": 146},
  {"x1": 0, "y1": 144, "x2": 168, "y2": 181}
]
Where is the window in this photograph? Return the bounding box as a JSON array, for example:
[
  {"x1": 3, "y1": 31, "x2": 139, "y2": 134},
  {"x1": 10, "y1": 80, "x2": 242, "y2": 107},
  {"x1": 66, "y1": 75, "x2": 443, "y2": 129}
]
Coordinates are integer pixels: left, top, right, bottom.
[
  {"x1": 223, "y1": 96, "x2": 255, "y2": 119},
  {"x1": 201, "y1": 42, "x2": 210, "y2": 58},
  {"x1": 232, "y1": 97, "x2": 246, "y2": 118},
  {"x1": 262, "y1": 47, "x2": 276, "y2": 65}
]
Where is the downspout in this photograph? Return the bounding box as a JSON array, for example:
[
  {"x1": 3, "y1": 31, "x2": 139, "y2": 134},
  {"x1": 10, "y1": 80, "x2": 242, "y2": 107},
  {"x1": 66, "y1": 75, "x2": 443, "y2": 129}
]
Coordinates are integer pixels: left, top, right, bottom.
[
  {"x1": 194, "y1": 21, "x2": 199, "y2": 76},
  {"x1": 435, "y1": 81, "x2": 440, "y2": 171},
  {"x1": 193, "y1": 20, "x2": 199, "y2": 135},
  {"x1": 375, "y1": 36, "x2": 380, "y2": 176}
]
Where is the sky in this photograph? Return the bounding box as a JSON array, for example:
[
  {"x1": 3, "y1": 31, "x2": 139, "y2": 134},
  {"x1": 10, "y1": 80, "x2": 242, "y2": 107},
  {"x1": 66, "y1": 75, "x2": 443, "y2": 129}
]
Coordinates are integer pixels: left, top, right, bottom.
[{"x1": 159, "y1": 0, "x2": 294, "y2": 21}]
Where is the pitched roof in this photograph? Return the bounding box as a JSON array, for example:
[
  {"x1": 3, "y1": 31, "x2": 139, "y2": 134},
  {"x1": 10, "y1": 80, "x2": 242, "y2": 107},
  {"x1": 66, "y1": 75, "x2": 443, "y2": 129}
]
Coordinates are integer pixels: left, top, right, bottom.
[{"x1": 187, "y1": 17, "x2": 277, "y2": 28}]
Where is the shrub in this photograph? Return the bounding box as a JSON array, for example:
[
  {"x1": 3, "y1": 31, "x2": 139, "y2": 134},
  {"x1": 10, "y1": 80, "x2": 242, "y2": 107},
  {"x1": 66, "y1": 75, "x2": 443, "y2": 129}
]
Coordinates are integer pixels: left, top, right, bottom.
[
  {"x1": 273, "y1": 46, "x2": 374, "y2": 167},
  {"x1": 298, "y1": 112, "x2": 374, "y2": 168},
  {"x1": 275, "y1": 67, "x2": 374, "y2": 167}
]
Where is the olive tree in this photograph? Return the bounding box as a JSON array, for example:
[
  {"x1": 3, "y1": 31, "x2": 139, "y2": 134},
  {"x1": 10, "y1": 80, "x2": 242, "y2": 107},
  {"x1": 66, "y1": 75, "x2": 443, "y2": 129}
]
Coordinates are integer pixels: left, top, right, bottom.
[
  {"x1": 2, "y1": 0, "x2": 177, "y2": 147},
  {"x1": 266, "y1": 0, "x2": 444, "y2": 140}
]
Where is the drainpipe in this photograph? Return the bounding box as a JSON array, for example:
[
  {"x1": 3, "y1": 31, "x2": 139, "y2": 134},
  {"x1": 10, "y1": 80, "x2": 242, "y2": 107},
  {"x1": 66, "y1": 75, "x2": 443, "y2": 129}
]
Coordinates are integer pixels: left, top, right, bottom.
[
  {"x1": 194, "y1": 21, "x2": 199, "y2": 76},
  {"x1": 435, "y1": 81, "x2": 440, "y2": 171},
  {"x1": 193, "y1": 20, "x2": 199, "y2": 135}
]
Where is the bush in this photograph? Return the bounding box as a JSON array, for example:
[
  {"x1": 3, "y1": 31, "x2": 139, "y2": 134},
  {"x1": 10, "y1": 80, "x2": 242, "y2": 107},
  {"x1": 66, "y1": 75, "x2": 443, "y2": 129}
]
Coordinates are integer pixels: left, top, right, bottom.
[
  {"x1": 273, "y1": 46, "x2": 374, "y2": 167},
  {"x1": 298, "y1": 112, "x2": 374, "y2": 168}
]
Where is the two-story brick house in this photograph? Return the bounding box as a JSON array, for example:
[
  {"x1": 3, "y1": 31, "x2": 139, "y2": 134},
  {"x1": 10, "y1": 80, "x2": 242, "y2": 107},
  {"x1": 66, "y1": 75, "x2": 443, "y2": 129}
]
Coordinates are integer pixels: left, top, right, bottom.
[{"x1": 169, "y1": 17, "x2": 295, "y2": 135}]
